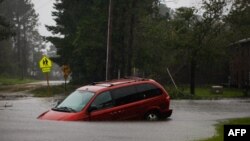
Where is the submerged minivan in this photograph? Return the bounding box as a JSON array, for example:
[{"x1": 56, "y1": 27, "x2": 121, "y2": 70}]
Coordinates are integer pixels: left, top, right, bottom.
[{"x1": 38, "y1": 78, "x2": 172, "y2": 121}]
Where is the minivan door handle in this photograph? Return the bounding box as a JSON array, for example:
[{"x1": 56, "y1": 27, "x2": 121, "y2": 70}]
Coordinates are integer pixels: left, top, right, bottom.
[
  {"x1": 110, "y1": 110, "x2": 123, "y2": 115},
  {"x1": 110, "y1": 111, "x2": 117, "y2": 115}
]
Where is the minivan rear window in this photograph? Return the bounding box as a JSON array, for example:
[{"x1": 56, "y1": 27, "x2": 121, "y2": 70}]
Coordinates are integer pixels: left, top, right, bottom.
[
  {"x1": 136, "y1": 84, "x2": 162, "y2": 99},
  {"x1": 111, "y1": 83, "x2": 162, "y2": 106}
]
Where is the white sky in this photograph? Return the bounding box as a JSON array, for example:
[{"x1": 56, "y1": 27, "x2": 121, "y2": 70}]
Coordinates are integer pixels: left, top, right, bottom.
[
  {"x1": 32, "y1": 0, "x2": 56, "y2": 37},
  {"x1": 32, "y1": 0, "x2": 201, "y2": 37},
  {"x1": 164, "y1": 0, "x2": 202, "y2": 9}
]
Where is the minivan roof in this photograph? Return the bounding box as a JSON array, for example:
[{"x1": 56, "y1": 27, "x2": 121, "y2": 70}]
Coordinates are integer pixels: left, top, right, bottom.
[{"x1": 77, "y1": 77, "x2": 151, "y2": 92}]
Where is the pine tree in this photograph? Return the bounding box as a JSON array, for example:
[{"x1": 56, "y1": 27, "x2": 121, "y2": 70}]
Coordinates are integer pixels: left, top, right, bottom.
[{"x1": 0, "y1": 0, "x2": 42, "y2": 78}]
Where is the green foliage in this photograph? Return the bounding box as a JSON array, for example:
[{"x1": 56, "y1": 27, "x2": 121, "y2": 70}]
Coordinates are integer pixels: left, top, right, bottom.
[
  {"x1": 0, "y1": 0, "x2": 14, "y2": 40},
  {"x1": 0, "y1": 0, "x2": 42, "y2": 78},
  {"x1": 47, "y1": 0, "x2": 108, "y2": 83},
  {"x1": 225, "y1": 0, "x2": 250, "y2": 41},
  {"x1": 167, "y1": 0, "x2": 231, "y2": 94},
  {"x1": 47, "y1": 0, "x2": 249, "y2": 93},
  {"x1": 47, "y1": 0, "x2": 160, "y2": 83},
  {"x1": 0, "y1": 16, "x2": 14, "y2": 40}
]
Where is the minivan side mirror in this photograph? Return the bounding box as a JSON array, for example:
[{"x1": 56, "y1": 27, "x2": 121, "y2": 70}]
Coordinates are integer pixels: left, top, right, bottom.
[
  {"x1": 88, "y1": 105, "x2": 98, "y2": 113},
  {"x1": 55, "y1": 100, "x2": 62, "y2": 107}
]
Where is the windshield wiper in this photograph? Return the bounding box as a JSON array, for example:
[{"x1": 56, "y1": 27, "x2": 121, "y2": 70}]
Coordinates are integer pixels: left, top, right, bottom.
[{"x1": 52, "y1": 106, "x2": 76, "y2": 113}]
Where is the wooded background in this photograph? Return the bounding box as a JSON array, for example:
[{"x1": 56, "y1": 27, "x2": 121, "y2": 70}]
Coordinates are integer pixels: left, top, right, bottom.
[{"x1": 0, "y1": 0, "x2": 249, "y2": 94}]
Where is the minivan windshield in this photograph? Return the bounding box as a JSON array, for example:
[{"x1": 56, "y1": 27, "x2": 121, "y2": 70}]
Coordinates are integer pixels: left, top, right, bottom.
[{"x1": 53, "y1": 90, "x2": 94, "y2": 112}]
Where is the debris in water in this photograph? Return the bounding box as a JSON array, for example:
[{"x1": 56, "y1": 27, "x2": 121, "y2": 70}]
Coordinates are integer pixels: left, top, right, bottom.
[{"x1": 4, "y1": 102, "x2": 13, "y2": 107}]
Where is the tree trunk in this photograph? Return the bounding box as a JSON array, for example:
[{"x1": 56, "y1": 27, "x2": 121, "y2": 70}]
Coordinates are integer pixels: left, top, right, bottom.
[
  {"x1": 127, "y1": 0, "x2": 136, "y2": 76},
  {"x1": 190, "y1": 57, "x2": 196, "y2": 95},
  {"x1": 16, "y1": 18, "x2": 23, "y2": 79},
  {"x1": 120, "y1": 18, "x2": 126, "y2": 77},
  {"x1": 22, "y1": 25, "x2": 28, "y2": 78}
]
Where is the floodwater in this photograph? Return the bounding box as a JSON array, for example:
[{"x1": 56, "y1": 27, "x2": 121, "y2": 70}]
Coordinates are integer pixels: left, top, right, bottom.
[{"x1": 0, "y1": 96, "x2": 250, "y2": 141}]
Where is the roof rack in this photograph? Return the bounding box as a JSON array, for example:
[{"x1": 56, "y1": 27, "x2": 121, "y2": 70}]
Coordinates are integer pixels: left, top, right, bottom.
[
  {"x1": 124, "y1": 76, "x2": 147, "y2": 81},
  {"x1": 90, "y1": 77, "x2": 148, "y2": 87},
  {"x1": 89, "y1": 81, "x2": 113, "y2": 86}
]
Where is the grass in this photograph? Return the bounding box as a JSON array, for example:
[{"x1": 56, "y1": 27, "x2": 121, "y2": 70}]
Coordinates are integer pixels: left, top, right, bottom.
[
  {"x1": 0, "y1": 76, "x2": 37, "y2": 85},
  {"x1": 31, "y1": 84, "x2": 77, "y2": 97},
  {"x1": 185, "y1": 87, "x2": 244, "y2": 99},
  {"x1": 199, "y1": 117, "x2": 250, "y2": 141},
  {"x1": 165, "y1": 85, "x2": 246, "y2": 99}
]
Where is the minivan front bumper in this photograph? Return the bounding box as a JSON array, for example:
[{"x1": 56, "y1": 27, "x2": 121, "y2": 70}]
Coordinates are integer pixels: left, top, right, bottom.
[{"x1": 161, "y1": 109, "x2": 173, "y2": 119}]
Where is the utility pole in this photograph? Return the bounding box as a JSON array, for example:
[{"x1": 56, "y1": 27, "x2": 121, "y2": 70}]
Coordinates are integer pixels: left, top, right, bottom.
[{"x1": 106, "y1": 0, "x2": 112, "y2": 80}]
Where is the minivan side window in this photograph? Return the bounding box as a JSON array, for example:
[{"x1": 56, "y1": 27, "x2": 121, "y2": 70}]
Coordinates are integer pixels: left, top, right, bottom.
[
  {"x1": 90, "y1": 91, "x2": 113, "y2": 110},
  {"x1": 136, "y1": 84, "x2": 162, "y2": 99},
  {"x1": 111, "y1": 86, "x2": 141, "y2": 106}
]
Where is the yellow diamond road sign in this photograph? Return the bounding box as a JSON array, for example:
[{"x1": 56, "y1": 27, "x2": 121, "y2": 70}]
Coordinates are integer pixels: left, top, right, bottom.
[
  {"x1": 42, "y1": 67, "x2": 51, "y2": 73},
  {"x1": 39, "y1": 56, "x2": 52, "y2": 73}
]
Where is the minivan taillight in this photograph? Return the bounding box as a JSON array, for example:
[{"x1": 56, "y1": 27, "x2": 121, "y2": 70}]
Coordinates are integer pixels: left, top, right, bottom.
[{"x1": 166, "y1": 95, "x2": 170, "y2": 100}]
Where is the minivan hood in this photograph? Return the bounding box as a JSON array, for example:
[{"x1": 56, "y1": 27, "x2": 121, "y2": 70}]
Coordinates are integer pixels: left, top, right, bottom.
[{"x1": 38, "y1": 110, "x2": 84, "y2": 121}]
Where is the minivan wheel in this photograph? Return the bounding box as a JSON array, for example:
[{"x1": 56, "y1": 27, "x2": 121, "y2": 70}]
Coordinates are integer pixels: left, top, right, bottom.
[{"x1": 145, "y1": 112, "x2": 160, "y2": 121}]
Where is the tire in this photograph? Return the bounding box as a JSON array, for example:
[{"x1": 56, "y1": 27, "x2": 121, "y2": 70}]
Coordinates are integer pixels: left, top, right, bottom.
[
  {"x1": 145, "y1": 111, "x2": 160, "y2": 121},
  {"x1": 162, "y1": 109, "x2": 173, "y2": 119}
]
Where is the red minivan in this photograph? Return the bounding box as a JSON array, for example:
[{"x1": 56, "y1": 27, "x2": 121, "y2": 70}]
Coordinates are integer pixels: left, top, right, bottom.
[{"x1": 38, "y1": 78, "x2": 172, "y2": 121}]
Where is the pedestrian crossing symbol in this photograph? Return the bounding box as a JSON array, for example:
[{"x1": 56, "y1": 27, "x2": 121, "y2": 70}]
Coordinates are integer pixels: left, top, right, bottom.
[{"x1": 39, "y1": 56, "x2": 52, "y2": 73}]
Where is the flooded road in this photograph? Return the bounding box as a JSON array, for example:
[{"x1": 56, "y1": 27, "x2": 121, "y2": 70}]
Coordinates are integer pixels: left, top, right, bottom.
[{"x1": 0, "y1": 96, "x2": 250, "y2": 141}]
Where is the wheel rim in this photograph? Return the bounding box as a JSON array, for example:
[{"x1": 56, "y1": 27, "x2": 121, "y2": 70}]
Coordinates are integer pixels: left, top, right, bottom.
[{"x1": 146, "y1": 113, "x2": 158, "y2": 121}]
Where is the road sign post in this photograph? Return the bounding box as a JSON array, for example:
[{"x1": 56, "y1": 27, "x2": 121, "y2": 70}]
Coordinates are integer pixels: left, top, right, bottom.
[
  {"x1": 39, "y1": 56, "x2": 53, "y2": 95},
  {"x1": 45, "y1": 72, "x2": 50, "y2": 95},
  {"x1": 61, "y1": 65, "x2": 71, "y2": 93}
]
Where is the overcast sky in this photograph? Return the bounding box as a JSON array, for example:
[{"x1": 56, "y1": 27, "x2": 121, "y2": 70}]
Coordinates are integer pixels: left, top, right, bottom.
[
  {"x1": 32, "y1": 0, "x2": 55, "y2": 36},
  {"x1": 32, "y1": 0, "x2": 202, "y2": 37},
  {"x1": 164, "y1": 0, "x2": 201, "y2": 9}
]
